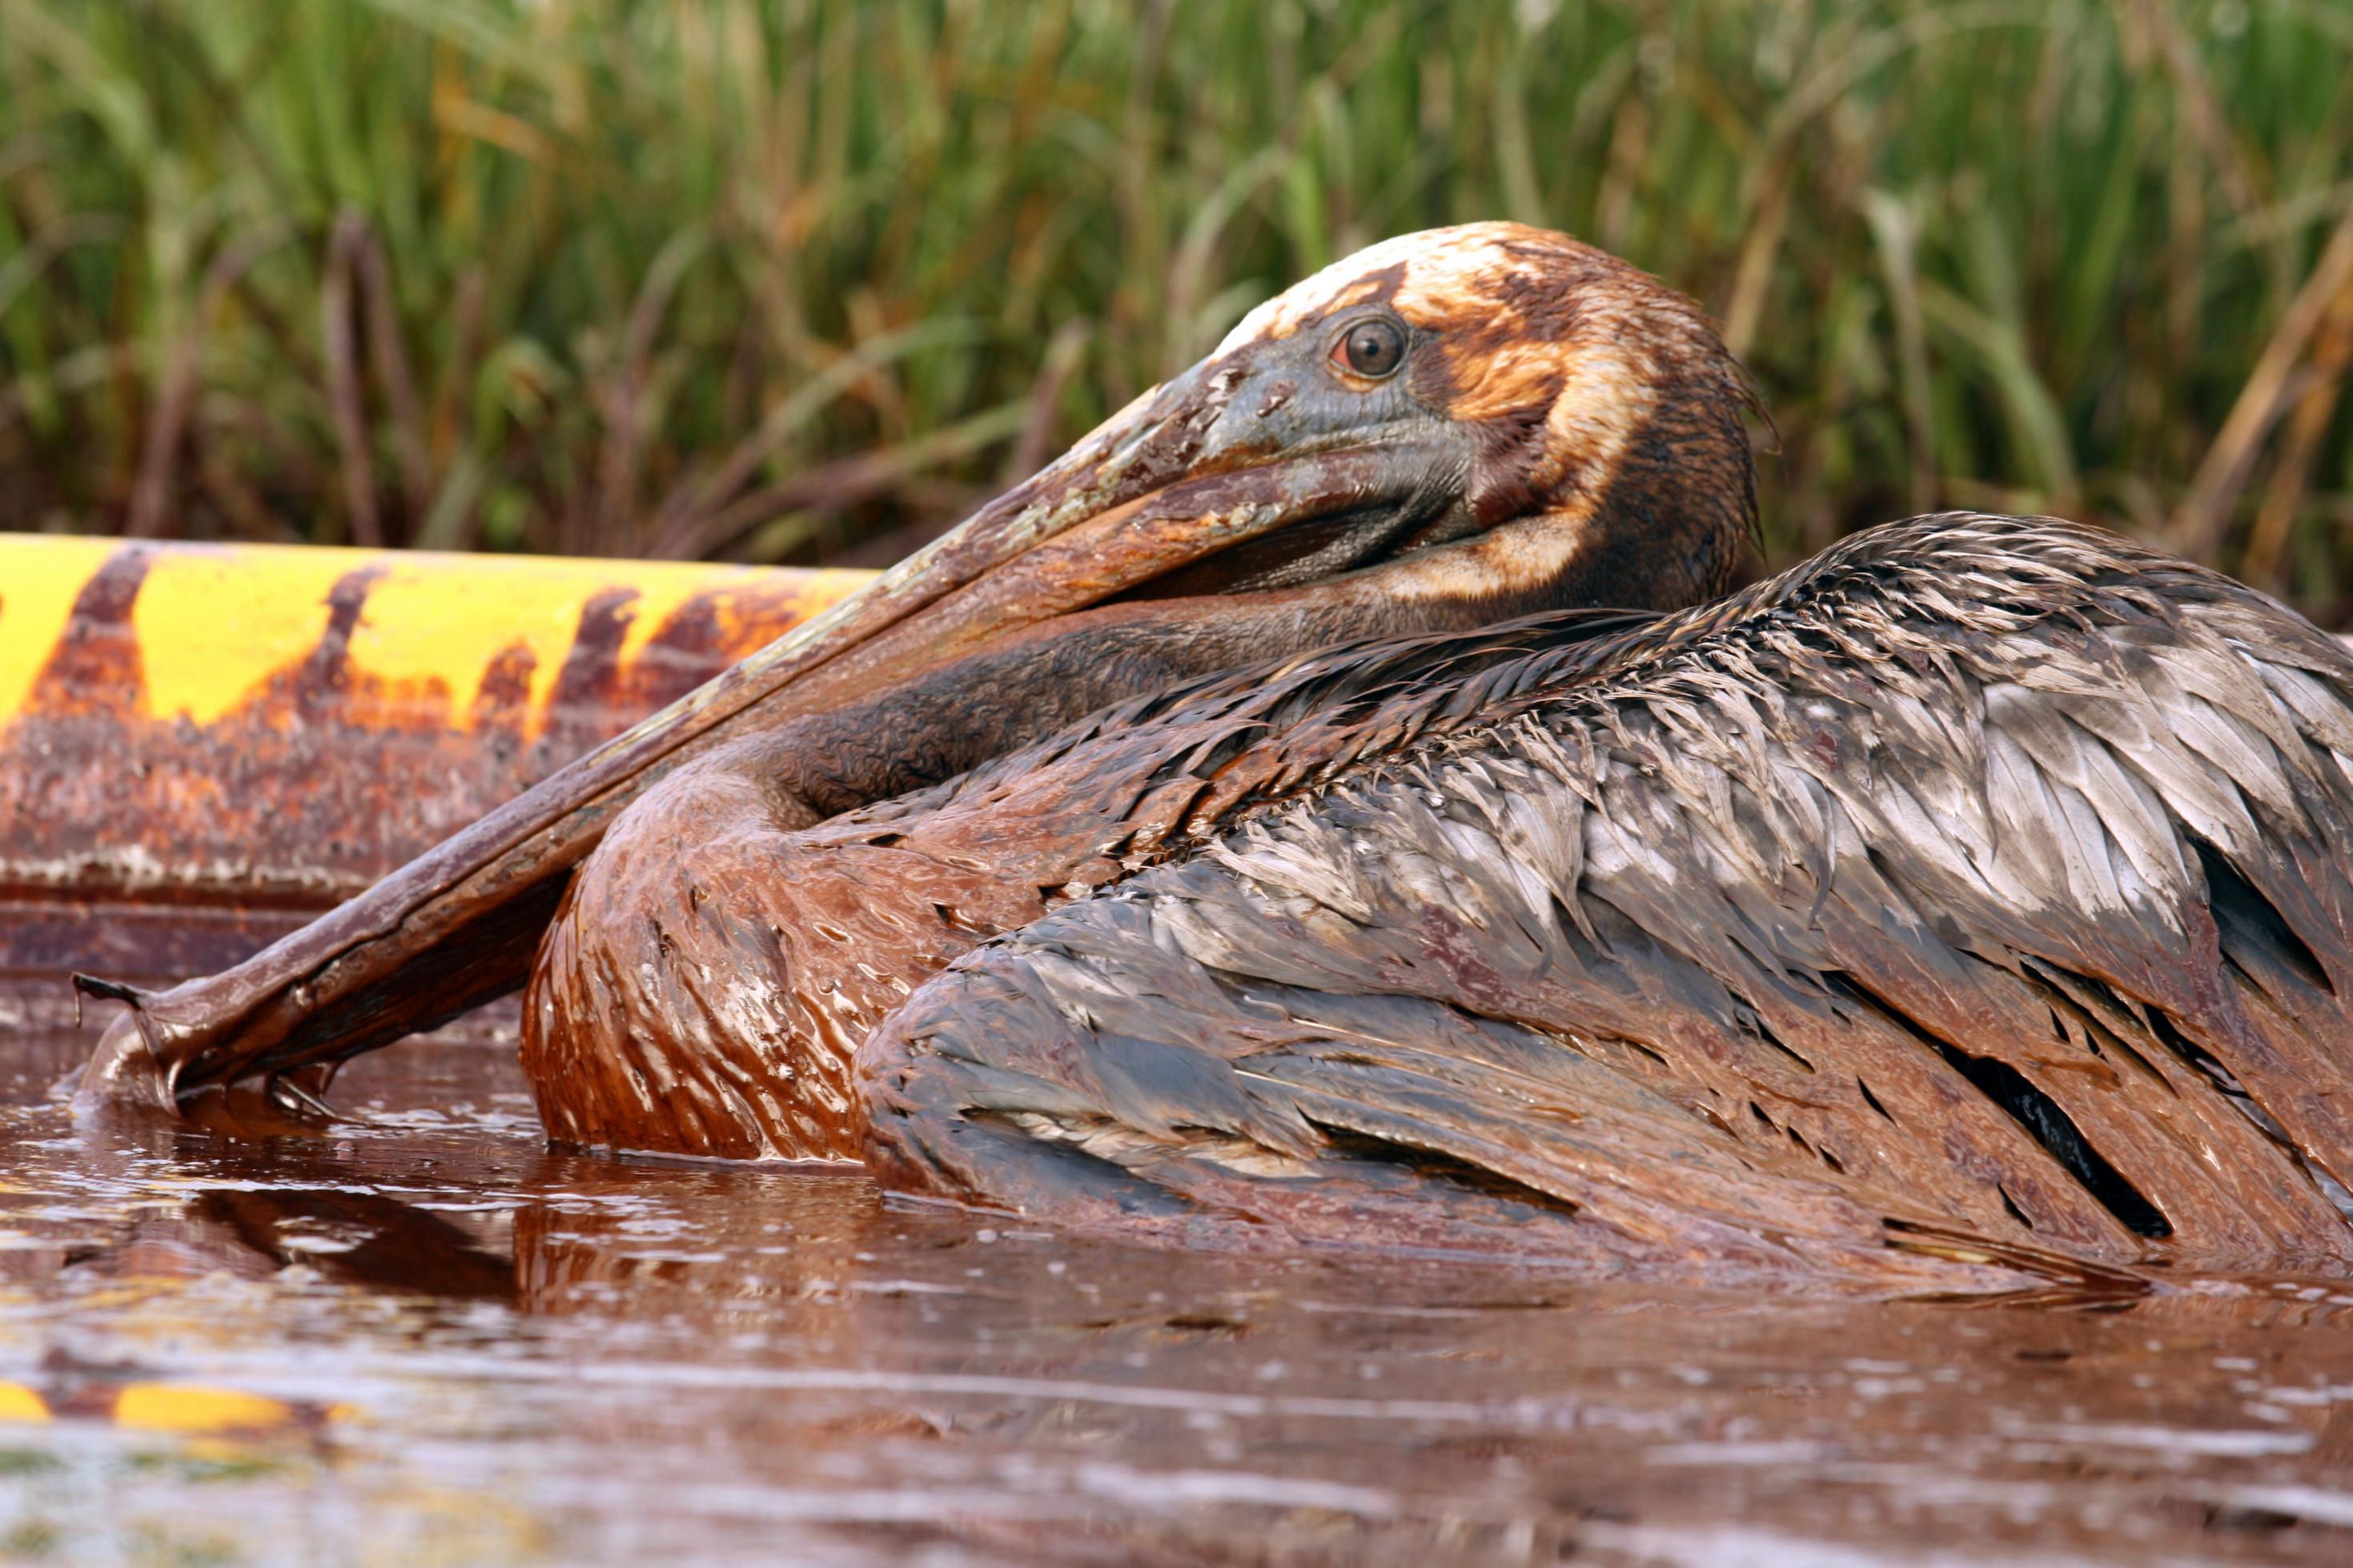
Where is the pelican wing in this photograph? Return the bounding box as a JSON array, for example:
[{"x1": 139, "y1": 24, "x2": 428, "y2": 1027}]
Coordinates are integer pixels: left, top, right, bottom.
[{"x1": 861, "y1": 515, "x2": 2353, "y2": 1285}]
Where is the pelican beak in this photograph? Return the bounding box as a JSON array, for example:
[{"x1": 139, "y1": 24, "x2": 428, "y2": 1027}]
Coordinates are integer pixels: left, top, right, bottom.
[
  {"x1": 76, "y1": 339, "x2": 1466, "y2": 1113},
  {"x1": 676, "y1": 351, "x2": 1460, "y2": 713}
]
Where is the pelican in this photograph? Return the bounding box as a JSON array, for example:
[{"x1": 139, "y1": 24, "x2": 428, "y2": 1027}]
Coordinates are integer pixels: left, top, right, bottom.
[{"x1": 78, "y1": 225, "x2": 2353, "y2": 1289}]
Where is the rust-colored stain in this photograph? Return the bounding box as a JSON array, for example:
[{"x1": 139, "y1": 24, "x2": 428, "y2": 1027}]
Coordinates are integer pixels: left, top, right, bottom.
[{"x1": 0, "y1": 536, "x2": 869, "y2": 985}]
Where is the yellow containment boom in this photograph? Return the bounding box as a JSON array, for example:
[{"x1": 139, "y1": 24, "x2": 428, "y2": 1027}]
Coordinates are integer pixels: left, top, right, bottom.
[{"x1": 0, "y1": 535, "x2": 870, "y2": 1004}]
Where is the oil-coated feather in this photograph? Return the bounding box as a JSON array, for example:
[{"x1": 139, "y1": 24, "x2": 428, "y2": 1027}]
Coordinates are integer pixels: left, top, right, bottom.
[{"x1": 862, "y1": 515, "x2": 2353, "y2": 1286}]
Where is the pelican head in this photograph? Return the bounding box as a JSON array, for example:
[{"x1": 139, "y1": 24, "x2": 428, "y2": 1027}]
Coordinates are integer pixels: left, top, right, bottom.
[{"x1": 881, "y1": 220, "x2": 1757, "y2": 653}]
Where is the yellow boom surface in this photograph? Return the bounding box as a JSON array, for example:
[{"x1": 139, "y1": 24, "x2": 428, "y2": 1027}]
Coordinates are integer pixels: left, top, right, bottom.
[{"x1": 0, "y1": 535, "x2": 869, "y2": 1007}]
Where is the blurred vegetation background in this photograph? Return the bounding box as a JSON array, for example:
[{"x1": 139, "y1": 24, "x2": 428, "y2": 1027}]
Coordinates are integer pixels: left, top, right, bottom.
[{"x1": 4, "y1": 0, "x2": 2351, "y2": 617}]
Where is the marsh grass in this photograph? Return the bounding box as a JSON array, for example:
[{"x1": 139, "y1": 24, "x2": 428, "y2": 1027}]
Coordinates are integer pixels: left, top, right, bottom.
[{"x1": 3, "y1": 0, "x2": 2351, "y2": 617}]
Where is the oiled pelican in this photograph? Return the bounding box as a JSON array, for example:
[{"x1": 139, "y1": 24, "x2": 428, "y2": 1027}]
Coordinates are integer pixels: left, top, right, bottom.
[{"x1": 79, "y1": 226, "x2": 2353, "y2": 1289}]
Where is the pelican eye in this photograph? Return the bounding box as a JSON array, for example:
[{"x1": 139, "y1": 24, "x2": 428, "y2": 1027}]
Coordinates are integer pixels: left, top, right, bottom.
[{"x1": 1331, "y1": 315, "x2": 1407, "y2": 380}]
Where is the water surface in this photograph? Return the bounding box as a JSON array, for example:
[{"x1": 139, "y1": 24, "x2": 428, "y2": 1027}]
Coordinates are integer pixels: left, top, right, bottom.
[{"x1": 6, "y1": 1000, "x2": 2353, "y2": 1564}]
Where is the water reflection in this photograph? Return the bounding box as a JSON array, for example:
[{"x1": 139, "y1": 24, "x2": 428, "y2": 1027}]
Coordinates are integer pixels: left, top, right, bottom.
[{"x1": 10, "y1": 1018, "x2": 2353, "y2": 1563}]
